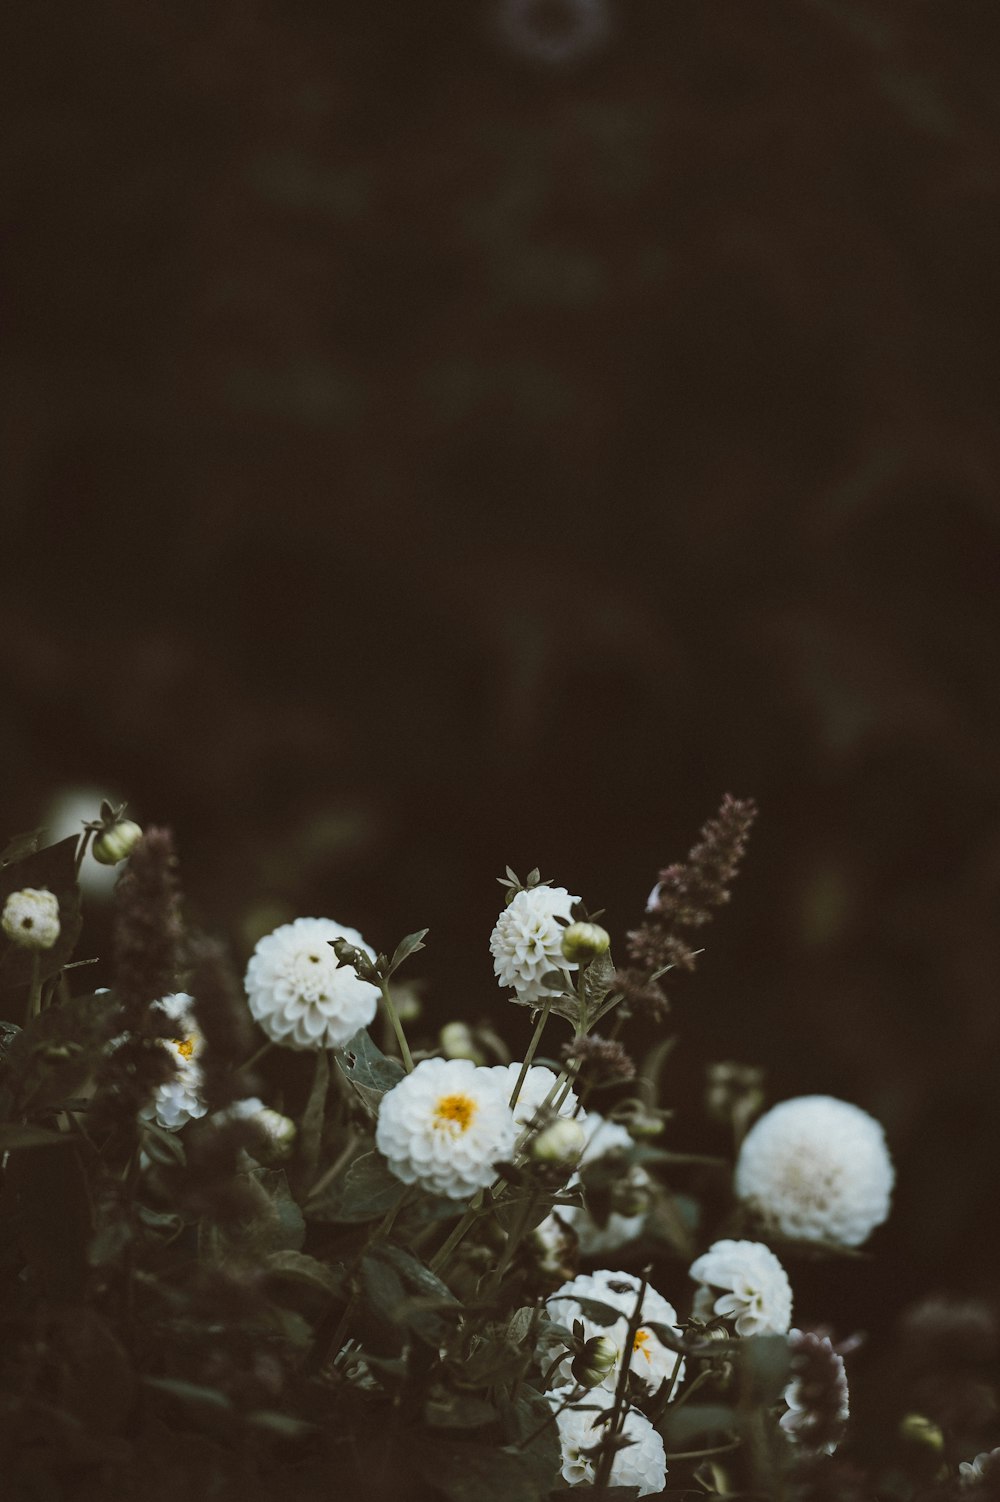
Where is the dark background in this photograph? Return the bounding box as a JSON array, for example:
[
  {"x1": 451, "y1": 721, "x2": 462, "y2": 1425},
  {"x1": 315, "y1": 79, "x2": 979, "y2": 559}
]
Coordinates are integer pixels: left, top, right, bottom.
[{"x1": 4, "y1": 0, "x2": 1000, "y2": 1349}]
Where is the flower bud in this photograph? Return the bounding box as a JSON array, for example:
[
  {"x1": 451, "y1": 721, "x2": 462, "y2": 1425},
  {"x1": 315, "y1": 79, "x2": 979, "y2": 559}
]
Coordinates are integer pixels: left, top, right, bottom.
[
  {"x1": 561, "y1": 921, "x2": 610, "y2": 964},
  {"x1": 2, "y1": 888, "x2": 60, "y2": 950},
  {"x1": 331, "y1": 937, "x2": 378, "y2": 982},
  {"x1": 618, "y1": 1104, "x2": 665, "y2": 1140},
  {"x1": 571, "y1": 1334, "x2": 619, "y2": 1388},
  {"x1": 610, "y1": 1167, "x2": 652, "y2": 1218},
  {"x1": 531, "y1": 1116, "x2": 586, "y2": 1166},
  {"x1": 92, "y1": 818, "x2": 144, "y2": 865},
  {"x1": 440, "y1": 1022, "x2": 485, "y2": 1064},
  {"x1": 899, "y1": 1414, "x2": 945, "y2": 1453}
]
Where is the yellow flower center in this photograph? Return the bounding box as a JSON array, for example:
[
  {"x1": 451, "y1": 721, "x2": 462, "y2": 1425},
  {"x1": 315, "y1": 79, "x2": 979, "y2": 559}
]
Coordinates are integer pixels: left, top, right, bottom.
[
  {"x1": 633, "y1": 1328, "x2": 652, "y2": 1360},
  {"x1": 174, "y1": 1036, "x2": 196, "y2": 1060},
  {"x1": 433, "y1": 1093, "x2": 477, "y2": 1132}
]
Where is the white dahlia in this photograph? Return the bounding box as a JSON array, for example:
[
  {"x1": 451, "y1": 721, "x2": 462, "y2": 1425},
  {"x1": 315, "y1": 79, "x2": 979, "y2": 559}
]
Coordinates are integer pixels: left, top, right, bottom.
[
  {"x1": 2, "y1": 887, "x2": 60, "y2": 950},
  {"x1": 489, "y1": 884, "x2": 580, "y2": 1005},
  {"x1": 779, "y1": 1328, "x2": 850, "y2": 1455},
  {"x1": 735, "y1": 1095, "x2": 894, "y2": 1247},
  {"x1": 557, "y1": 1112, "x2": 651, "y2": 1257},
  {"x1": 486, "y1": 1061, "x2": 581, "y2": 1129},
  {"x1": 689, "y1": 1238, "x2": 793, "y2": 1336},
  {"x1": 375, "y1": 1057, "x2": 518, "y2": 1200},
  {"x1": 244, "y1": 917, "x2": 379, "y2": 1050},
  {"x1": 960, "y1": 1450, "x2": 1000, "y2": 1486},
  {"x1": 141, "y1": 993, "x2": 208, "y2": 1132},
  {"x1": 540, "y1": 1268, "x2": 684, "y2": 1394},
  {"x1": 549, "y1": 1391, "x2": 667, "y2": 1496}
]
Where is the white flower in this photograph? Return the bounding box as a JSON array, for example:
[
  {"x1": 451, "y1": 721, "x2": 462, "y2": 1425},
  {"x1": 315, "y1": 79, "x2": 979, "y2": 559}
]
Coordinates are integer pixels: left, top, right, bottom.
[
  {"x1": 689, "y1": 1238, "x2": 793, "y2": 1336},
  {"x1": 2, "y1": 888, "x2": 60, "y2": 950},
  {"x1": 779, "y1": 1329, "x2": 850, "y2": 1454},
  {"x1": 225, "y1": 1096, "x2": 297, "y2": 1160},
  {"x1": 539, "y1": 1268, "x2": 685, "y2": 1394},
  {"x1": 735, "y1": 1095, "x2": 894, "y2": 1248},
  {"x1": 141, "y1": 993, "x2": 208, "y2": 1132},
  {"x1": 532, "y1": 1117, "x2": 586, "y2": 1165},
  {"x1": 490, "y1": 884, "x2": 580, "y2": 1005},
  {"x1": 554, "y1": 1112, "x2": 650, "y2": 1257},
  {"x1": 549, "y1": 1390, "x2": 667, "y2": 1496},
  {"x1": 486, "y1": 1061, "x2": 581, "y2": 1129},
  {"x1": 960, "y1": 1450, "x2": 1000, "y2": 1486},
  {"x1": 375, "y1": 1057, "x2": 518, "y2": 1200},
  {"x1": 244, "y1": 917, "x2": 379, "y2": 1050}
]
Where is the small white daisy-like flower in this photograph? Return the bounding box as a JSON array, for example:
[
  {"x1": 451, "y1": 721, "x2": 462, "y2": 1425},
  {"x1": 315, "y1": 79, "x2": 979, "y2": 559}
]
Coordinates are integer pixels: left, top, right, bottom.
[
  {"x1": 540, "y1": 1268, "x2": 685, "y2": 1394},
  {"x1": 486, "y1": 1061, "x2": 581, "y2": 1129},
  {"x1": 489, "y1": 884, "x2": 580, "y2": 1005},
  {"x1": 2, "y1": 888, "x2": 60, "y2": 950},
  {"x1": 244, "y1": 917, "x2": 379, "y2": 1050},
  {"x1": 735, "y1": 1095, "x2": 894, "y2": 1248},
  {"x1": 779, "y1": 1328, "x2": 850, "y2": 1455},
  {"x1": 141, "y1": 993, "x2": 208, "y2": 1132},
  {"x1": 375, "y1": 1057, "x2": 518, "y2": 1200},
  {"x1": 549, "y1": 1391, "x2": 667, "y2": 1496},
  {"x1": 960, "y1": 1450, "x2": 1000, "y2": 1486},
  {"x1": 555, "y1": 1111, "x2": 650, "y2": 1257},
  {"x1": 689, "y1": 1238, "x2": 793, "y2": 1336}
]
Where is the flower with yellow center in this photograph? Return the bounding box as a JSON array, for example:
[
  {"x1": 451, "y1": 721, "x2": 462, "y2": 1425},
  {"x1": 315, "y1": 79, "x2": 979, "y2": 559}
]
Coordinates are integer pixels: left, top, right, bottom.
[
  {"x1": 538, "y1": 1269, "x2": 685, "y2": 1394},
  {"x1": 375, "y1": 1057, "x2": 517, "y2": 1200},
  {"x1": 142, "y1": 993, "x2": 208, "y2": 1132}
]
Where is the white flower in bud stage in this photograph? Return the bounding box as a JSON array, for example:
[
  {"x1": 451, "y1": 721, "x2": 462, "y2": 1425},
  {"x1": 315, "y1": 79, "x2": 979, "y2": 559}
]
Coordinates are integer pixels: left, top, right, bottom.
[
  {"x1": 539, "y1": 1268, "x2": 685, "y2": 1394},
  {"x1": 543, "y1": 1111, "x2": 650, "y2": 1257},
  {"x1": 735, "y1": 1095, "x2": 894, "y2": 1248},
  {"x1": 486, "y1": 1061, "x2": 581, "y2": 1130},
  {"x1": 225, "y1": 1096, "x2": 297, "y2": 1160},
  {"x1": 689, "y1": 1238, "x2": 793, "y2": 1336},
  {"x1": 244, "y1": 917, "x2": 379, "y2": 1050},
  {"x1": 375, "y1": 1057, "x2": 518, "y2": 1200},
  {"x1": 489, "y1": 884, "x2": 579, "y2": 1005},
  {"x1": 532, "y1": 1116, "x2": 586, "y2": 1166},
  {"x1": 2, "y1": 888, "x2": 60, "y2": 950},
  {"x1": 141, "y1": 993, "x2": 208, "y2": 1132},
  {"x1": 549, "y1": 1390, "x2": 667, "y2": 1496}
]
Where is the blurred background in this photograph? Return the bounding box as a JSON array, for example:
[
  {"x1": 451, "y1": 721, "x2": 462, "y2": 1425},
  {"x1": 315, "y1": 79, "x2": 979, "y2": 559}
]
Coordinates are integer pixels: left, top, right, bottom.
[{"x1": 4, "y1": 0, "x2": 1000, "y2": 1358}]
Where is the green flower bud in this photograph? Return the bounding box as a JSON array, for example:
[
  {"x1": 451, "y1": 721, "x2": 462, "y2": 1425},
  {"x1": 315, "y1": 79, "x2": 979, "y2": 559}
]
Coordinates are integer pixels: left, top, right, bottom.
[
  {"x1": 440, "y1": 1022, "x2": 484, "y2": 1064},
  {"x1": 571, "y1": 1334, "x2": 619, "y2": 1388},
  {"x1": 531, "y1": 1116, "x2": 586, "y2": 1166},
  {"x1": 899, "y1": 1414, "x2": 945, "y2": 1453},
  {"x1": 92, "y1": 818, "x2": 144, "y2": 865},
  {"x1": 560, "y1": 921, "x2": 611, "y2": 964}
]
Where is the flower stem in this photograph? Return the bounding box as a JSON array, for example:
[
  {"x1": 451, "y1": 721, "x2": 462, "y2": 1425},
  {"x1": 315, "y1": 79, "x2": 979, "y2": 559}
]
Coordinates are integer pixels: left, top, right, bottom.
[
  {"x1": 28, "y1": 953, "x2": 42, "y2": 1020},
  {"x1": 379, "y1": 978, "x2": 414, "y2": 1073},
  {"x1": 594, "y1": 1266, "x2": 649, "y2": 1491},
  {"x1": 428, "y1": 1191, "x2": 484, "y2": 1274},
  {"x1": 242, "y1": 1039, "x2": 273, "y2": 1073},
  {"x1": 74, "y1": 827, "x2": 94, "y2": 878},
  {"x1": 509, "y1": 999, "x2": 552, "y2": 1109}
]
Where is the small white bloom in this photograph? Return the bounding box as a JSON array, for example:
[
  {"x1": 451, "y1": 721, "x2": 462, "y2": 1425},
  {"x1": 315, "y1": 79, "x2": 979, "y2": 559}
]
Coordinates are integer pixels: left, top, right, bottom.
[
  {"x1": 532, "y1": 1116, "x2": 586, "y2": 1166},
  {"x1": 244, "y1": 917, "x2": 379, "y2": 1051},
  {"x1": 558, "y1": 1111, "x2": 650, "y2": 1257},
  {"x1": 689, "y1": 1238, "x2": 793, "y2": 1336},
  {"x1": 486, "y1": 1061, "x2": 581, "y2": 1129},
  {"x1": 225, "y1": 1096, "x2": 297, "y2": 1160},
  {"x1": 960, "y1": 1450, "x2": 1000, "y2": 1486},
  {"x1": 779, "y1": 1328, "x2": 850, "y2": 1455},
  {"x1": 490, "y1": 884, "x2": 580, "y2": 1005},
  {"x1": 549, "y1": 1390, "x2": 667, "y2": 1496},
  {"x1": 539, "y1": 1268, "x2": 685, "y2": 1394},
  {"x1": 735, "y1": 1095, "x2": 894, "y2": 1248},
  {"x1": 2, "y1": 888, "x2": 60, "y2": 950},
  {"x1": 375, "y1": 1057, "x2": 517, "y2": 1200},
  {"x1": 142, "y1": 993, "x2": 208, "y2": 1132}
]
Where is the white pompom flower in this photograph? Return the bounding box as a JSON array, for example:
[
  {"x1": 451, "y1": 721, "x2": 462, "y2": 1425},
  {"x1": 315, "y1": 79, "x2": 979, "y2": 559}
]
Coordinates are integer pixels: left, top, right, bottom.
[
  {"x1": 2, "y1": 888, "x2": 60, "y2": 950},
  {"x1": 244, "y1": 917, "x2": 379, "y2": 1050},
  {"x1": 375, "y1": 1057, "x2": 518, "y2": 1200},
  {"x1": 490, "y1": 884, "x2": 580, "y2": 1005},
  {"x1": 960, "y1": 1451, "x2": 1000, "y2": 1487},
  {"x1": 689, "y1": 1238, "x2": 793, "y2": 1336},
  {"x1": 735, "y1": 1095, "x2": 894, "y2": 1248},
  {"x1": 549, "y1": 1390, "x2": 667, "y2": 1496},
  {"x1": 550, "y1": 1112, "x2": 650, "y2": 1257},
  {"x1": 779, "y1": 1328, "x2": 850, "y2": 1455},
  {"x1": 141, "y1": 993, "x2": 208, "y2": 1133},
  {"x1": 486, "y1": 1061, "x2": 581, "y2": 1129},
  {"x1": 540, "y1": 1268, "x2": 685, "y2": 1394}
]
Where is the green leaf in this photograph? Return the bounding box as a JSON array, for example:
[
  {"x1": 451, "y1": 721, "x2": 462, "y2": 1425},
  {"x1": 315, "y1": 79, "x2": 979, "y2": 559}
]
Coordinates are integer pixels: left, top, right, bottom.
[
  {"x1": 307, "y1": 1150, "x2": 407, "y2": 1223},
  {"x1": 298, "y1": 1049, "x2": 330, "y2": 1177},
  {"x1": 0, "y1": 1122, "x2": 72, "y2": 1149},
  {"x1": 414, "y1": 1435, "x2": 557, "y2": 1502},
  {"x1": 387, "y1": 928, "x2": 429, "y2": 975},
  {"x1": 3, "y1": 991, "x2": 117, "y2": 1115},
  {"x1": 659, "y1": 1402, "x2": 737, "y2": 1448},
  {"x1": 739, "y1": 1334, "x2": 792, "y2": 1405},
  {"x1": 7, "y1": 1141, "x2": 91, "y2": 1298},
  {"x1": 557, "y1": 1296, "x2": 626, "y2": 1327},
  {"x1": 245, "y1": 1410, "x2": 318, "y2": 1440},
  {"x1": 424, "y1": 1391, "x2": 498, "y2": 1430},
  {"x1": 143, "y1": 1377, "x2": 234, "y2": 1413},
  {"x1": 0, "y1": 828, "x2": 46, "y2": 866},
  {"x1": 336, "y1": 1026, "x2": 405, "y2": 1115},
  {"x1": 263, "y1": 1249, "x2": 343, "y2": 1299}
]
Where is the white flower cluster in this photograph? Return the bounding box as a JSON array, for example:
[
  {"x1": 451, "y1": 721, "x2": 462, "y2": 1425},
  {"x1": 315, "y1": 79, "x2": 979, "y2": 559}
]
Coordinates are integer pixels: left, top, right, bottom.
[
  {"x1": 486, "y1": 1061, "x2": 581, "y2": 1129},
  {"x1": 244, "y1": 917, "x2": 379, "y2": 1050},
  {"x1": 549, "y1": 1392, "x2": 667, "y2": 1496},
  {"x1": 489, "y1": 884, "x2": 579, "y2": 1005},
  {"x1": 539, "y1": 1268, "x2": 685, "y2": 1395},
  {"x1": 735, "y1": 1095, "x2": 894, "y2": 1248},
  {"x1": 2, "y1": 888, "x2": 60, "y2": 950},
  {"x1": 689, "y1": 1238, "x2": 793, "y2": 1336},
  {"x1": 538, "y1": 1112, "x2": 650, "y2": 1258},
  {"x1": 375, "y1": 1057, "x2": 518, "y2": 1200},
  {"x1": 141, "y1": 993, "x2": 208, "y2": 1133}
]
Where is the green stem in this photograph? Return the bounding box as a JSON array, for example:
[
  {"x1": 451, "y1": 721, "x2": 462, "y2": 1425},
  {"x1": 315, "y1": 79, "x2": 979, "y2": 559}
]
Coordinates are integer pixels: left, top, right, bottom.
[
  {"x1": 510, "y1": 999, "x2": 552, "y2": 1109},
  {"x1": 594, "y1": 1267, "x2": 649, "y2": 1491},
  {"x1": 668, "y1": 1437, "x2": 743, "y2": 1461},
  {"x1": 305, "y1": 1130, "x2": 358, "y2": 1205},
  {"x1": 74, "y1": 828, "x2": 94, "y2": 878},
  {"x1": 28, "y1": 953, "x2": 42, "y2": 1020},
  {"x1": 379, "y1": 978, "x2": 414, "y2": 1073},
  {"x1": 242, "y1": 1039, "x2": 273, "y2": 1073},
  {"x1": 428, "y1": 1191, "x2": 484, "y2": 1274}
]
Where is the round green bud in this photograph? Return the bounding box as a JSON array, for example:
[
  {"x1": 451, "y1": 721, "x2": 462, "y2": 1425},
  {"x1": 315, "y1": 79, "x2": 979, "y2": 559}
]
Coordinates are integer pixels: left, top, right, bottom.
[
  {"x1": 560, "y1": 921, "x2": 611, "y2": 964},
  {"x1": 92, "y1": 819, "x2": 144, "y2": 865},
  {"x1": 531, "y1": 1116, "x2": 586, "y2": 1166},
  {"x1": 899, "y1": 1414, "x2": 945, "y2": 1452},
  {"x1": 571, "y1": 1334, "x2": 619, "y2": 1388},
  {"x1": 440, "y1": 1022, "x2": 484, "y2": 1064}
]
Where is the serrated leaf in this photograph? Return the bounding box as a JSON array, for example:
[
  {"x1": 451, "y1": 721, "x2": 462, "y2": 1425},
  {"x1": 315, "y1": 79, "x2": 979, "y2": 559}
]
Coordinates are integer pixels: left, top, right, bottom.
[
  {"x1": 388, "y1": 928, "x2": 429, "y2": 975},
  {"x1": 336, "y1": 1026, "x2": 405, "y2": 1116},
  {"x1": 307, "y1": 1150, "x2": 406, "y2": 1223}
]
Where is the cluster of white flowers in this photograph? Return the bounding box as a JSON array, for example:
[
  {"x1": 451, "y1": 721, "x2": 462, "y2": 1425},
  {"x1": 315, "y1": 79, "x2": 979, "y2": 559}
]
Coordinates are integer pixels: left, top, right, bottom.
[
  {"x1": 735, "y1": 1095, "x2": 894, "y2": 1247},
  {"x1": 375, "y1": 1057, "x2": 518, "y2": 1200},
  {"x1": 541, "y1": 1111, "x2": 650, "y2": 1258},
  {"x1": 141, "y1": 993, "x2": 208, "y2": 1133},
  {"x1": 689, "y1": 1238, "x2": 793, "y2": 1336},
  {"x1": 2, "y1": 888, "x2": 60, "y2": 950},
  {"x1": 548, "y1": 1390, "x2": 667, "y2": 1496},
  {"x1": 486, "y1": 1060, "x2": 581, "y2": 1128},
  {"x1": 539, "y1": 1268, "x2": 684, "y2": 1395},
  {"x1": 489, "y1": 884, "x2": 579, "y2": 1005},
  {"x1": 244, "y1": 917, "x2": 379, "y2": 1050}
]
